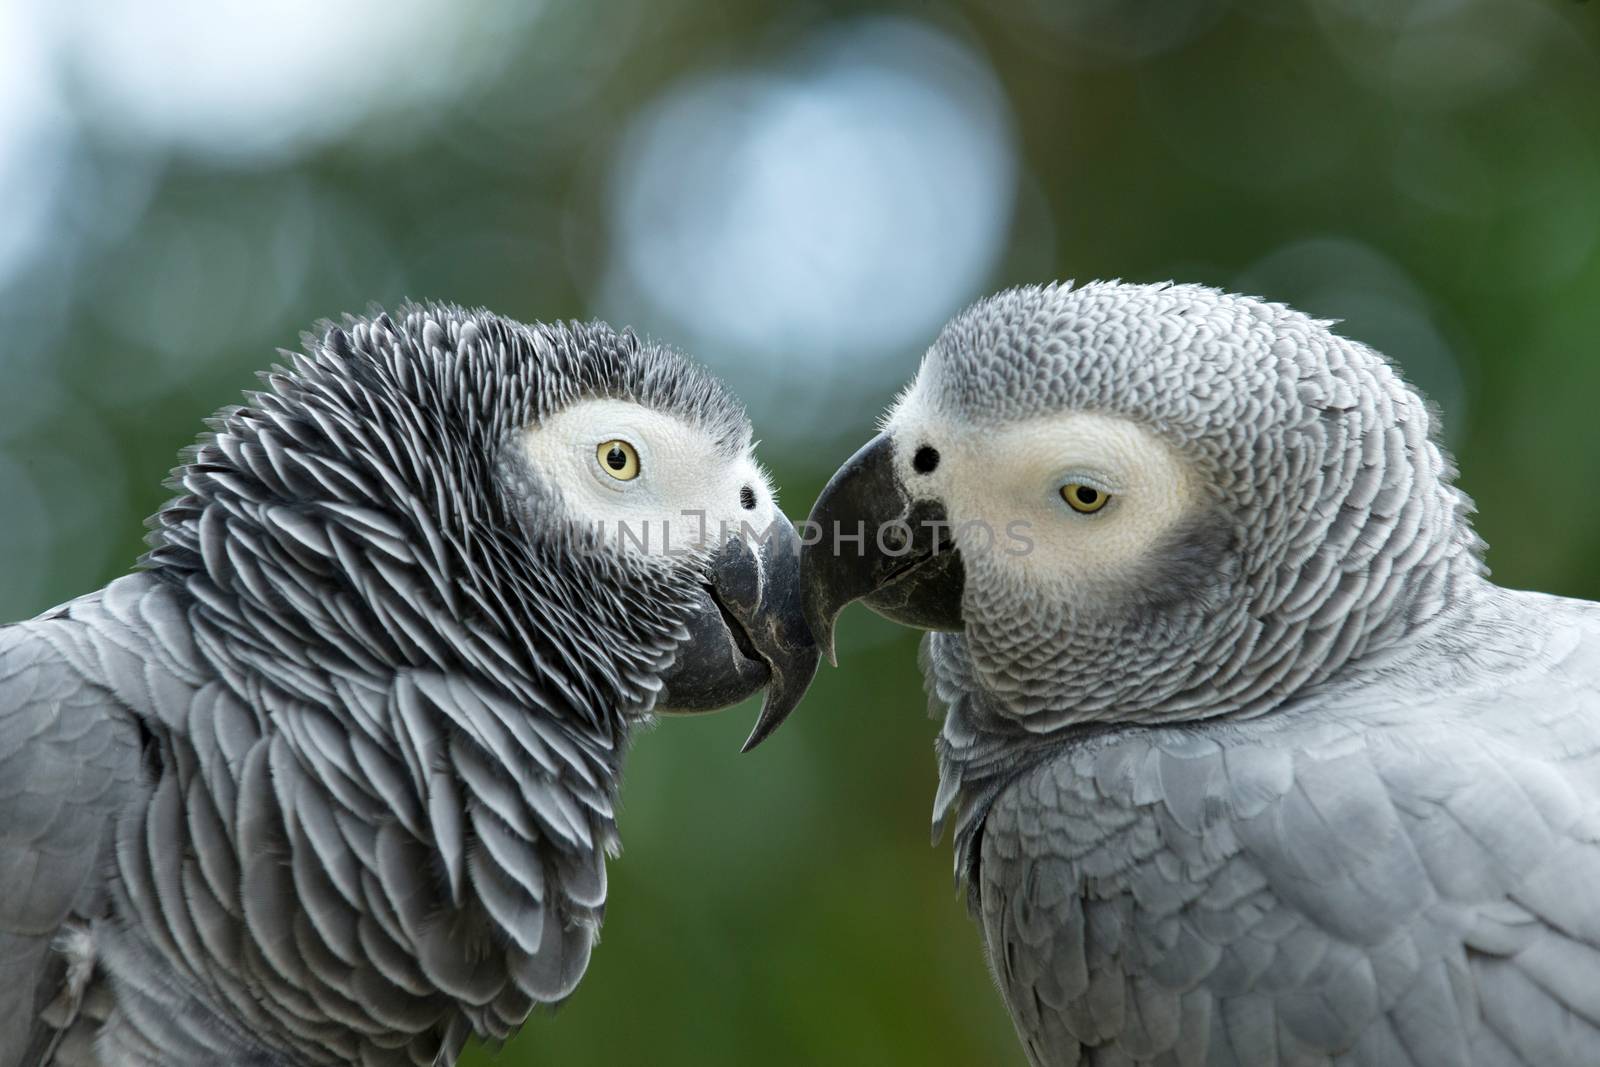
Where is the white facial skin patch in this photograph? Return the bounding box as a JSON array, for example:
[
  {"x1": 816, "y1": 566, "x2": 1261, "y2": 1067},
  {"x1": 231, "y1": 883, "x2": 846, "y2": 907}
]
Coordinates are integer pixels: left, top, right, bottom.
[
  {"x1": 886, "y1": 385, "x2": 1200, "y2": 602},
  {"x1": 521, "y1": 398, "x2": 778, "y2": 556}
]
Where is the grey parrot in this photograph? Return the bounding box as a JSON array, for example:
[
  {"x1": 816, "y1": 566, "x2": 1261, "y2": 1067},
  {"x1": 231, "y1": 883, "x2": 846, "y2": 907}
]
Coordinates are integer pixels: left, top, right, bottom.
[
  {"x1": 801, "y1": 281, "x2": 1600, "y2": 1065},
  {"x1": 0, "y1": 306, "x2": 817, "y2": 1067}
]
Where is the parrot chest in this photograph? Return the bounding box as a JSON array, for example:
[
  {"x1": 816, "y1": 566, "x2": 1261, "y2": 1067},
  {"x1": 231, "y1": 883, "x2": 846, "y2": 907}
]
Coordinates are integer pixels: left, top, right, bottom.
[{"x1": 967, "y1": 683, "x2": 1600, "y2": 1067}]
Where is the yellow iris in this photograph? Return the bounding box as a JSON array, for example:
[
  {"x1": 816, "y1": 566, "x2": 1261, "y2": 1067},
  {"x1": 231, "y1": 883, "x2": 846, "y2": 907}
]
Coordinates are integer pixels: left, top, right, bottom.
[
  {"x1": 1061, "y1": 483, "x2": 1109, "y2": 513},
  {"x1": 597, "y1": 439, "x2": 641, "y2": 481}
]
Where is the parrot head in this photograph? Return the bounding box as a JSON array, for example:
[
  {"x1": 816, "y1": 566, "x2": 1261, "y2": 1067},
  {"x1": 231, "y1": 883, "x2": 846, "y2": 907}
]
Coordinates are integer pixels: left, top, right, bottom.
[
  {"x1": 799, "y1": 281, "x2": 1481, "y2": 727},
  {"x1": 514, "y1": 368, "x2": 818, "y2": 749},
  {"x1": 149, "y1": 306, "x2": 818, "y2": 748}
]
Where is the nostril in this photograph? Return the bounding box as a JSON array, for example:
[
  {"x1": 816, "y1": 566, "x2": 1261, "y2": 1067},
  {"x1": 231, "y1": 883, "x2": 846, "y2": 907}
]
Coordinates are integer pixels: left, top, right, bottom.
[
  {"x1": 913, "y1": 446, "x2": 940, "y2": 474},
  {"x1": 740, "y1": 485, "x2": 757, "y2": 510}
]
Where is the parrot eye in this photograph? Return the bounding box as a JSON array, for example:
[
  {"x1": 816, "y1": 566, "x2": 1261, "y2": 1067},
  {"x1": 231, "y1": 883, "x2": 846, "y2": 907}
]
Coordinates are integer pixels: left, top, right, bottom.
[
  {"x1": 596, "y1": 439, "x2": 641, "y2": 481},
  {"x1": 1061, "y1": 483, "x2": 1110, "y2": 514}
]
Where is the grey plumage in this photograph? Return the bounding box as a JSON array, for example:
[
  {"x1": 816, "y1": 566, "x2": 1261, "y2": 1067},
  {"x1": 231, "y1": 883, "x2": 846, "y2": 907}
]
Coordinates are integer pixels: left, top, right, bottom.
[
  {"x1": 802, "y1": 281, "x2": 1600, "y2": 1065},
  {"x1": 1, "y1": 306, "x2": 814, "y2": 1066}
]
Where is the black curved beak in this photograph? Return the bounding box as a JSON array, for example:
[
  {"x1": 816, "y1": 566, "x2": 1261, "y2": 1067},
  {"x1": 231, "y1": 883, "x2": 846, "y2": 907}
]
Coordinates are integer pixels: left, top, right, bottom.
[
  {"x1": 657, "y1": 512, "x2": 820, "y2": 751},
  {"x1": 799, "y1": 434, "x2": 965, "y2": 665}
]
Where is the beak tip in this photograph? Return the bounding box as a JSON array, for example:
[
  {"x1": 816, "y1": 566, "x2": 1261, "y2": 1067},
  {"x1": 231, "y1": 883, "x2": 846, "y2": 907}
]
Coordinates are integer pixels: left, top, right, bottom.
[
  {"x1": 800, "y1": 598, "x2": 840, "y2": 668},
  {"x1": 740, "y1": 693, "x2": 788, "y2": 753},
  {"x1": 738, "y1": 647, "x2": 820, "y2": 753}
]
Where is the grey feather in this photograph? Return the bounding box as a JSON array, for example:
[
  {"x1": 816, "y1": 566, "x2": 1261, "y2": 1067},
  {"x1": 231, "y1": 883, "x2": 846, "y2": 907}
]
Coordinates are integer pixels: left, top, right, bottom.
[
  {"x1": 2, "y1": 305, "x2": 774, "y2": 1066},
  {"x1": 855, "y1": 282, "x2": 1600, "y2": 1065}
]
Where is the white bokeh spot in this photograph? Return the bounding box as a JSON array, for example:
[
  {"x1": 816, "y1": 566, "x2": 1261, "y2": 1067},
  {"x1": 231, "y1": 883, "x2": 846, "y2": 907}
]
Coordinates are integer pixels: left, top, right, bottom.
[{"x1": 601, "y1": 18, "x2": 1018, "y2": 407}]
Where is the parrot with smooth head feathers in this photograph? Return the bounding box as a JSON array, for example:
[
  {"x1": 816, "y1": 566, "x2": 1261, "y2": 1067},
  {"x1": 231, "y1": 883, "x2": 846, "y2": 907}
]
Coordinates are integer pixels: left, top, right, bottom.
[
  {"x1": 0, "y1": 305, "x2": 817, "y2": 1067},
  {"x1": 802, "y1": 281, "x2": 1600, "y2": 1066}
]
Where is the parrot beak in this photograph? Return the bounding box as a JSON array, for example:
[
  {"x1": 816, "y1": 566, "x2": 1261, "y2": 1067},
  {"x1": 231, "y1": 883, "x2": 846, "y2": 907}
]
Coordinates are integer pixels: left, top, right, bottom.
[
  {"x1": 799, "y1": 433, "x2": 965, "y2": 666},
  {"x1": 656, "y1": 511, "x2": 820, "y2": 752}
]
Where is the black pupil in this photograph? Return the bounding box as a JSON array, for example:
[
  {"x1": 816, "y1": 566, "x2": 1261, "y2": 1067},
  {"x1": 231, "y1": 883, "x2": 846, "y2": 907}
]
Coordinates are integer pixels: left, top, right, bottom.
[
  {"x1": 1075, "y1": 486, "x2": 1099, "y2": 505},
  {"x1": 912, "y1": 446, "x2": 940, "y2": 474},
  {"x1": 606, "y1": 446, "x2": 628, "y2": 471},
  {"x1": 740, "y1": 485, "x2": 757, "y2": 510}
]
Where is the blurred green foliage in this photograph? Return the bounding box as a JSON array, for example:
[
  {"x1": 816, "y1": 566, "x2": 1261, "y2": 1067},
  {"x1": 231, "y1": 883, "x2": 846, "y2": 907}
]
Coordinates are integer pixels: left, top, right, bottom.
[{"x1": 3, "y1": 0, "x2": 1599, "y2": 1064}]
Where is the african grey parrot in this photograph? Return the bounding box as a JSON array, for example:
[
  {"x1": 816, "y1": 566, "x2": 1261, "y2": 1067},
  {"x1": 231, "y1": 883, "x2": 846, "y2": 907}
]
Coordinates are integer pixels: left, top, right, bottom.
[
  {"x1": 801, "y1": 281, "x2": 1600, "y2": 1065},
  {"x1": 0, "y1": 306, "x2": 817, "y2": 1067}
]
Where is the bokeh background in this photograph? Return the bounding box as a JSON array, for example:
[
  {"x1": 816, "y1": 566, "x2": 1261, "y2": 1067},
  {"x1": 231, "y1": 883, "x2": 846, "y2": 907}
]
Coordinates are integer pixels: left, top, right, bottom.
[{"x1": 3, "y1": 0, "x2": 1599, "y2": 1062}]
